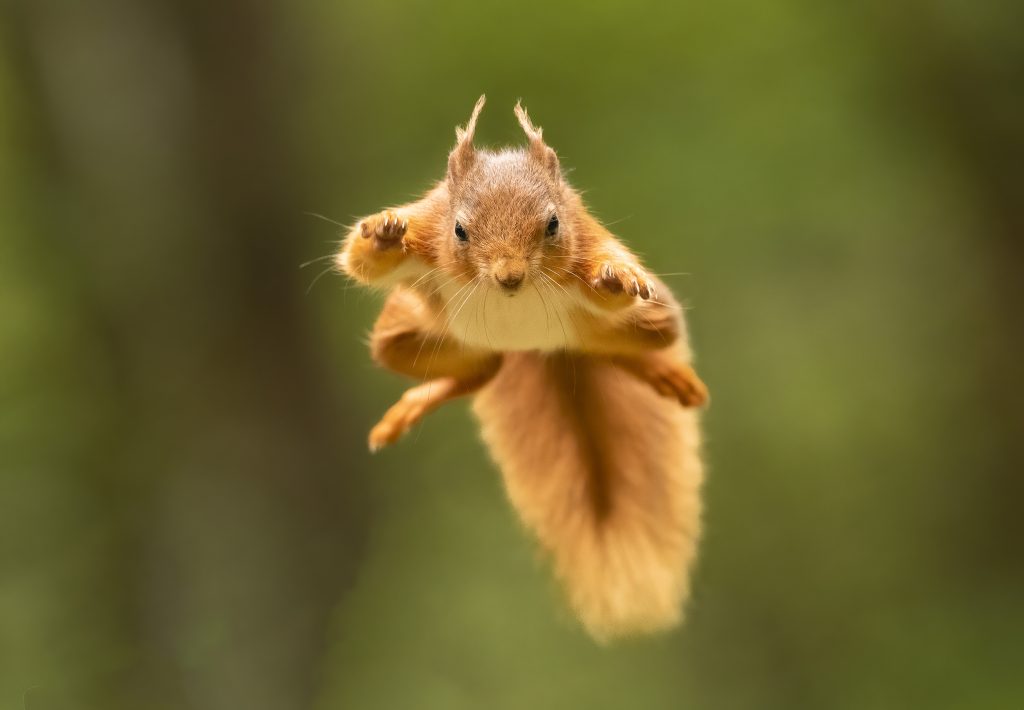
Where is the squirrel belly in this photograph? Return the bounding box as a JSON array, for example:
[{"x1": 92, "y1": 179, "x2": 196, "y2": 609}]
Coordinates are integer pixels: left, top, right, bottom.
[{"x1": 473, "y1": 351, "x2": 704, "y2": 641}]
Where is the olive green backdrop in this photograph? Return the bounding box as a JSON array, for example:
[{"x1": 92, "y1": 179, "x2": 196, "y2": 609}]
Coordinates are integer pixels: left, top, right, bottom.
[{"x1": 2, "y1": 1, "x2": 1022, "y2": 708}]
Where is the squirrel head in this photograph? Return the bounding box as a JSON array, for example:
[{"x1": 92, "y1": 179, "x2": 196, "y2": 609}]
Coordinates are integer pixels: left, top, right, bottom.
[{"x1": 443, "y1": 95, "x2": 574, "y2": 295}]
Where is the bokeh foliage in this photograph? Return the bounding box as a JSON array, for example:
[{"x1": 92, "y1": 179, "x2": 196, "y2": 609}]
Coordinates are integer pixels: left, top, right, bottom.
[{"x1": 1, "y1": 0, "x2": 1022, "y2": 708}]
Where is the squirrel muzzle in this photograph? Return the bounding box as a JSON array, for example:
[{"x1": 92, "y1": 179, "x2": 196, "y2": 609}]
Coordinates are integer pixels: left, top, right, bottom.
[{"x1": 492, "y1": 257, "x2": 527, "y2": 292}]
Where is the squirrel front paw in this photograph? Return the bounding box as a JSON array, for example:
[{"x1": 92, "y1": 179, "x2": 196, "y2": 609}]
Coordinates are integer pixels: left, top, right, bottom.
[
  {"x1": 339, "y1": 209, "x2": 413, "y2": 285},
  {"x1": 359, "y1": 210, "x2": 408, "y2": 251},
  {"x1": 591, "y1": 260, "x2": 656, "y2": 301}
]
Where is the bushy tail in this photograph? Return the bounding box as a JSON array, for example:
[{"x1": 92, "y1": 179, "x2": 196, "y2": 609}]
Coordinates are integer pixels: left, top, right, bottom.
[{"x1": 472, "y1": 351, "x2": 704, "y2": 641}]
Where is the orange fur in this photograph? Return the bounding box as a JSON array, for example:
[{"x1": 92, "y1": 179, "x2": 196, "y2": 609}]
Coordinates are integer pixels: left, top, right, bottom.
[
  {"x1": 335, "y1": 95, "x2": 708, "y2": 640},
  {"x1": 474, "y1": 353, "x2": 703, "y2": 640}
]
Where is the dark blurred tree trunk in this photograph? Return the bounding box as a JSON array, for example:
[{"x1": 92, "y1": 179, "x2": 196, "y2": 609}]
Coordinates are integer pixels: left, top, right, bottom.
[
  {"x1": 4, "y1": 1, "x2": 365, "y2": 708},
  {"x1": 866, "y1": 0, "x2": 1024, "y2": 577}
]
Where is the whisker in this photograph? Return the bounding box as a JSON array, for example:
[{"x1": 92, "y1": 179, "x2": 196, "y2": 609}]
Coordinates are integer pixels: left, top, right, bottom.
[
  {"x1": 306, "y1": 263, "x2": 336, "y2": 295},
  {"x1": 300, "y1": 254, "x2": 336, "y2": 269},
  {"x1": 406, "y1": 263, "x2": 449, "y2": 290},
  {"x1": 539, "y1": 277, "x2": 578, "y2": 395},
  {"x1": 427, "y1": 271, "x2": 468, "y2": 299},
  {"x1": 419, "y1": 275, "x2": 481, "y2": 413},
  {"x1": 303, "y1": 211, "x2": 348, "y2": 228},
  {"x1": 537, "y1": 273, "x2": 574, "y2": 348},
  {"x1": 413, "y1": 276, "x2": 475, "y2": 368},
  {"x1": 414, "y1": 275, "x2": 480, "y2": 442},
  {"x1": 532, "y1": 281, "x2": 552, "y2": 337},
  {"x1": 482, "y1": 285, "x2": 495, "y2": 349},
  {"x1": 461, "y1": 278, "x2": 484, "y2": 343},
  {"x1": 539, "y1": 267, "x2": 578, "y2": 300},
  {"x1": 601, "y1": 214, "x2": 633, "y2": 227},
  {"x1": 542, "y1": 266, "x2": 599, "y2": 304}
]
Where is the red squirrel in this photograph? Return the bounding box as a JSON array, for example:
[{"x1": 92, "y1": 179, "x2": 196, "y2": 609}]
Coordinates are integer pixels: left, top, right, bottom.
[{"x1": 336, "y1": 96, "x2": 708, "y2": 641}]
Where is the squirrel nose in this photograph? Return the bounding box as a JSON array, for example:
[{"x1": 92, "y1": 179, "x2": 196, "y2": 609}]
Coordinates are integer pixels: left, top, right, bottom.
[
  {"x1": 493, "y1": 259, "x2": 526, "y2": 291},
  {"x1": 496, "y1": 270, "x2": 525, "y2": 290}
]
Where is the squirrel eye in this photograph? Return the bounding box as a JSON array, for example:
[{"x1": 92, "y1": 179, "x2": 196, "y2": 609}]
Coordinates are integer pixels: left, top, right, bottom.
[
  {"x1": 454, "y1": 221, "x2": 468, "y2": 241},
  {"x1": 545, "y1": 214, "x2": 559, "y2": 237}
]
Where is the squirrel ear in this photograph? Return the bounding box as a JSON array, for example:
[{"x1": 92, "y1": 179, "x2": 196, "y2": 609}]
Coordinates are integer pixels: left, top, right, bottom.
[
  {"x1": 514, "y1": 101, "x2": 560, "y2": 182},
  {"x1": 448, "y1": 94, "x2": 486, "y2": 185}
]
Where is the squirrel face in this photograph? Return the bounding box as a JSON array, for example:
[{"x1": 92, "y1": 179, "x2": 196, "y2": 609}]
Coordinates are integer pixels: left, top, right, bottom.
[{"x1": 442, "y1": 97, "x2": 572, "y2": 295}]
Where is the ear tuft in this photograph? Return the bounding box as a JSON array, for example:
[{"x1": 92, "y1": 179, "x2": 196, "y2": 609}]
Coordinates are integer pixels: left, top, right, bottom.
[
  {"x1": 514, "y1": 100, "x2": 542, "y2": 142},
  {"x1": 448, "y1": 95, "x2": 486, "y2": 185},
  {"x1": 456, "y1": 94, "x2": 487, "y2": 143},
  {"x1": 514, "y1": 100, "x2": 560, "y2": 183}
]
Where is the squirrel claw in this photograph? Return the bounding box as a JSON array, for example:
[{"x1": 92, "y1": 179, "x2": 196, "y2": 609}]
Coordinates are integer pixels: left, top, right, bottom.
[
  {"x1": 360, "y1": 210, "x2": 407, "y2": 249},
  {"x1": 592, "y1": 261, "x2": 655, "y2": 301}
]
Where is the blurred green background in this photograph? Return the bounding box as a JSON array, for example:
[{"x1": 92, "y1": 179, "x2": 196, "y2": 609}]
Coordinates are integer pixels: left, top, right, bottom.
[{"x1": 2, "y1": 0, "x2": 1022, "y2": 708}]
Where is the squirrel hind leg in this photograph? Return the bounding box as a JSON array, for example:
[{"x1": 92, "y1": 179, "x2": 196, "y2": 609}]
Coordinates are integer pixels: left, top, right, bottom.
[
  {"x1": 368, "y1": 375, "x2": 486, "y2": 451},
  {"x1": 368, "y1": 360, "x2": 501, "y2": 451},
  {"x1": 366, "y1": 289, "x2": 502, "y2": 450}
]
